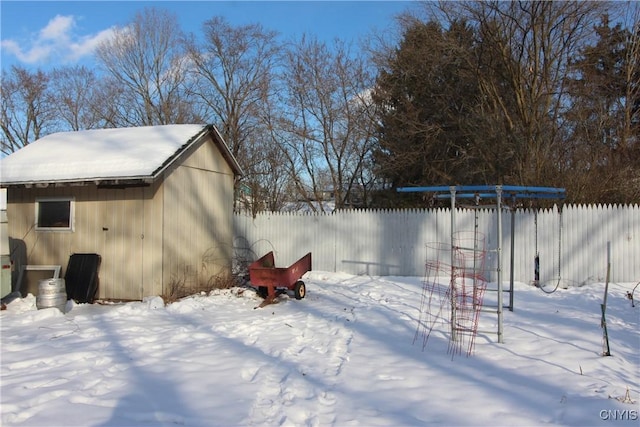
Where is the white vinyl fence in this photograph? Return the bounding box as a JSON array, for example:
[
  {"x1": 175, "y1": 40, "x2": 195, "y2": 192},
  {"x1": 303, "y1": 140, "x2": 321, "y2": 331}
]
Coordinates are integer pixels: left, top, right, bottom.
[{"x1": 233, "y1": 204, "x2": 639, "y2": 285}]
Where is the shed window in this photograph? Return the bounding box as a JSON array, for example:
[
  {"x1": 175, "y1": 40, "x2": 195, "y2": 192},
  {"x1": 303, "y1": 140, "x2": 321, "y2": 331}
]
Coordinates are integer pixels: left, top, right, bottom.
[{"x1": 36, "y1": 198, "x2": 74, "y2": 231}]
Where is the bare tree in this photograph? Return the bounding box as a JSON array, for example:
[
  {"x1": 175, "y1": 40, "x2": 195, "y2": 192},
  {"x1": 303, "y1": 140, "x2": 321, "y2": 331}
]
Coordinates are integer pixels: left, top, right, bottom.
[
  {"x1": 369, "y1": 1, "x2": 628, "y2": 205},
  {"x1": 49, "y1": 65, "x2": 104, "y2": 131},
  {"x1": 184, "y1": 17, "x2": 280, "y2": 156},
  {"x1": 415, "y1": 0, "x2": 604, "y2": 190},
  {"x1": 276, "y1": 36, "x2": 378, "y2": 211},
  {"x1": 184, "y1": 17, "x2": 282, "y2": 213},
  {"x1": 94, "y1": 7, "x2": 197, "y2": 126},
  {"x1": 468, "y1": 1, "x2": 605, "y2": 185},
  {"x1": 1, "y1": 66, "x2": 55, "y2": 155}
]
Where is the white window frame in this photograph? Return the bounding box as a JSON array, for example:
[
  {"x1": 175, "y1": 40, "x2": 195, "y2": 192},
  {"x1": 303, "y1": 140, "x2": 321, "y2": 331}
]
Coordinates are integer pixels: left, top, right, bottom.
[{"x1": 35, "y1": 197, "x2": 75, "y2": 232}]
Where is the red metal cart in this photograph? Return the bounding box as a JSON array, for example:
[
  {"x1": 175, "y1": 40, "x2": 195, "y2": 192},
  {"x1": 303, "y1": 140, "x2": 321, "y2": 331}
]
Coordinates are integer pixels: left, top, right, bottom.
[{"x1": 248, "y1": 251, "x2": 312, "y2": 306}]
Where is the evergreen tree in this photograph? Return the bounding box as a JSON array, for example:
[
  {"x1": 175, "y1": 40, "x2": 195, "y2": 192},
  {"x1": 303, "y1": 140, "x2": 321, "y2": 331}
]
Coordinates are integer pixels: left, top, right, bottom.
[
  {"x1": 371, "y1": 19, "x2": 482, "y2": 206},
  {"x1": 565, "y1": 15, "x2": 640, "y2": 203}
]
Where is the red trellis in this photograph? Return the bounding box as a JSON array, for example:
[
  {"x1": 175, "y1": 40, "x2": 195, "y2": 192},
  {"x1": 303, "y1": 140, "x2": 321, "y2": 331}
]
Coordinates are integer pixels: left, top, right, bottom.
[
  {"x1": 400, "y1": 185, "x2": 566, "y2": 353},
  {"x1": 414, "y1": 233, "x2": 488, "y2": 357}
]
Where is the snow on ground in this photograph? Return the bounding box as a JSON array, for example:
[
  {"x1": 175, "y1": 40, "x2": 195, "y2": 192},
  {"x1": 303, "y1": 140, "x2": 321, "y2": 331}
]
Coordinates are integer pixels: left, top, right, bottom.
[{"x1": 1, "y1": 272, "x2": 638, "y2": 427}]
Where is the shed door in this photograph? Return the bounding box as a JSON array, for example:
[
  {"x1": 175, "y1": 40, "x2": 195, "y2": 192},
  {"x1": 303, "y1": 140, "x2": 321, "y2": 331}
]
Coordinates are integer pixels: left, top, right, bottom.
[{"x1": 101, "y1": 194, "x2": 144, "y2": 300}]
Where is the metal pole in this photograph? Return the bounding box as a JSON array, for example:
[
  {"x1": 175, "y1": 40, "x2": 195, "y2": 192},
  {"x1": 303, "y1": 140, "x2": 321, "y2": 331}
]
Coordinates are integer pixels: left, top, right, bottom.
[
  {"x1": 509, "y1": 203, "x2": 515, "y2": 311},
  {"x1": 473, "y1": 199, "x2": 479, "y2": 310},
  {"x1": 450, "y1": 186, "x2": 457, "y2": 342},
  {"x1": 496, "y1": 186, "x2": 504, "y2": 343}
]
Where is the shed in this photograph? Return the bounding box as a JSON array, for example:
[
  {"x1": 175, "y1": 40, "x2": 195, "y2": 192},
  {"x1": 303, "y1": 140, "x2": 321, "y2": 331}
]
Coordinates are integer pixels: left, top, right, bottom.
[{"x1": 0, "y1": 124, "x2": 242, "y2": 301}]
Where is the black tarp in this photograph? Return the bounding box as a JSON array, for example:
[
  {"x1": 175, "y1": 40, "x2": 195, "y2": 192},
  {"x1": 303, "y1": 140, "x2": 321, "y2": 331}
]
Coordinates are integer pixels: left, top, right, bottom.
[{"x1": 65, "y1": 253, "x2": 101, "y2": 303}]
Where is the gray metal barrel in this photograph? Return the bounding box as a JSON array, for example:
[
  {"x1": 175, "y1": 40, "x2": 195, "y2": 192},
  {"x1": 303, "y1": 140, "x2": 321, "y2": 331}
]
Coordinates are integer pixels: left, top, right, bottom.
[{"x1": 36, "y1": 278, "x2": 67, "y2": 312}]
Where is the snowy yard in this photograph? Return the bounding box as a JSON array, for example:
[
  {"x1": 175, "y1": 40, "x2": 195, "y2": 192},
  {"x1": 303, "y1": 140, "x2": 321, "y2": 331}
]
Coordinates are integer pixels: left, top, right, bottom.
[{"x1": 1, "y1": 272, "x2": 638, "y2": 426}]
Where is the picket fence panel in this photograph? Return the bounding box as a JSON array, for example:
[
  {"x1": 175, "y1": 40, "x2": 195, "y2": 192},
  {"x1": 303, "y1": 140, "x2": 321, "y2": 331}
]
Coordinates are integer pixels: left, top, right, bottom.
[{"x1": 233, "y1": 204, "x2": 639, "y2": 284}]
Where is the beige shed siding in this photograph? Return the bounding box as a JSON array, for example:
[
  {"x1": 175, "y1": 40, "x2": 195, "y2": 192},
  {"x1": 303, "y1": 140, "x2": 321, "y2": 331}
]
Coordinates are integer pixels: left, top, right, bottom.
[
  {"x1": 7, "y1": 185, "x2": 160, "y2": 300},
  {"x1": 141, "y1": 182, "x2": 164, "y2": 297},
  {"x1": 161, "y1": 137, "x2": 235, "y2": 294},
  {"x1": 9, "y1": 187, "x2": 88, "y2": 295}
]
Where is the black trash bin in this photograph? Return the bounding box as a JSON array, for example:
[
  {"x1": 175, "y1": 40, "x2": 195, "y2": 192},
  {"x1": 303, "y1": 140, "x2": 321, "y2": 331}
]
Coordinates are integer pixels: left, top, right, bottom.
[{"x1": 65, "y1": 253, "x2": 101, "y2": 303}]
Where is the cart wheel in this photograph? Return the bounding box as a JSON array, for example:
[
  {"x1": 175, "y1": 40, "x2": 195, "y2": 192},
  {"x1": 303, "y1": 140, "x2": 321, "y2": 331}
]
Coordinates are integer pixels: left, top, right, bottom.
[
  {"x1": 294, "y1": 281, "x2": 306, "y2": 300},
  {"x1": 257, "y1": 286, "x2": 268, "y2": 299}
]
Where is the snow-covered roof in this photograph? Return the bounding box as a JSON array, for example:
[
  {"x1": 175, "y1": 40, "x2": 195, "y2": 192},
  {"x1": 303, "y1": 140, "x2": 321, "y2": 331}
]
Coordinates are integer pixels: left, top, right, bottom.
[{"x1": 0, "y1": 124, "x2": 241, "y2": 186}]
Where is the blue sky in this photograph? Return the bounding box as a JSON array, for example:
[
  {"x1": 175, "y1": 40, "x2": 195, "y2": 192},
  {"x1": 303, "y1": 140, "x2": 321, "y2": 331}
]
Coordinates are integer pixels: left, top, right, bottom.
[{"x1": 1, "y1": 1, "x2": 417, "y2": 71}]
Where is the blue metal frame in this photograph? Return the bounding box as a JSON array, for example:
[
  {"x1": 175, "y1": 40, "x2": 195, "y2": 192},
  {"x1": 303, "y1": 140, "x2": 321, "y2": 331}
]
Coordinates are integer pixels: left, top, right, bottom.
[
  {"x1": 397, "y1": 185, "x2": 565, "y2": 200},
  {"x1": 396, "y1": 184, "x2": 565, "y2": 345}
]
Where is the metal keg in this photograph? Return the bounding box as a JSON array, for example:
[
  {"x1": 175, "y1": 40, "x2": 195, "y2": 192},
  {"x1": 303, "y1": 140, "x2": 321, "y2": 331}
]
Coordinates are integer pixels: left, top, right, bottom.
[{"x1": 36, "y1": 278, "x2": 67, "y2": 312}]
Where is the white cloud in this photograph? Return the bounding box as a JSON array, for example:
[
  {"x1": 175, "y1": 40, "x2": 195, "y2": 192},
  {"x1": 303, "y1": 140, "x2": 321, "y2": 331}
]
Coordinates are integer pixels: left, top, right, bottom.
[
  {"x1": 0, "y1": 15, "x2": 117, "y2": 66},
  {"x1": 68, "y1": 28, "x2": 118, "y2": 62},
  {"x1": 39, "y1": 15, "x2": 75, "y2": 41}
]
